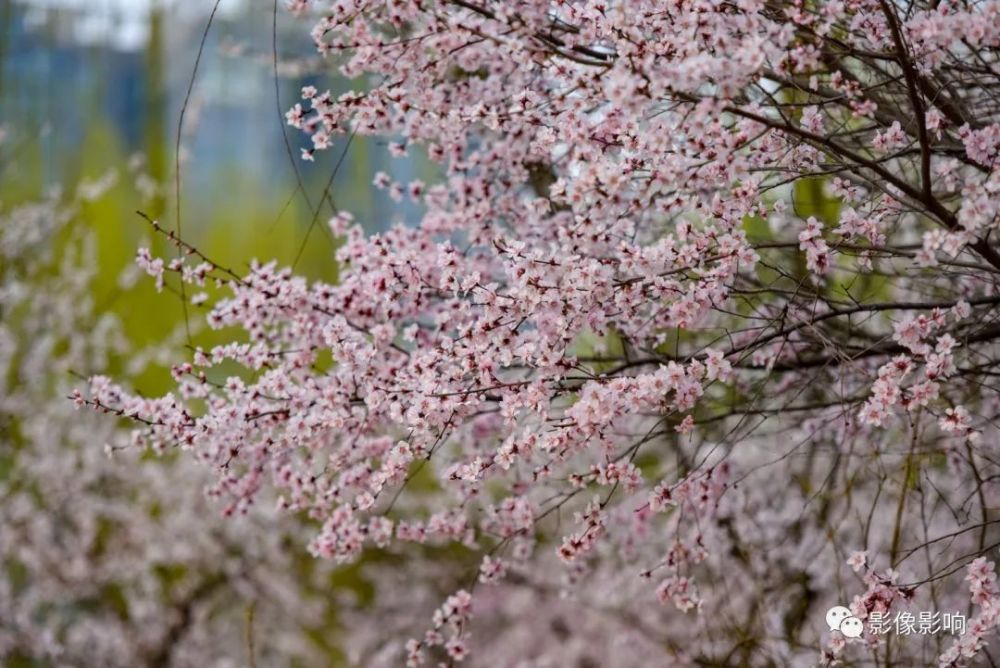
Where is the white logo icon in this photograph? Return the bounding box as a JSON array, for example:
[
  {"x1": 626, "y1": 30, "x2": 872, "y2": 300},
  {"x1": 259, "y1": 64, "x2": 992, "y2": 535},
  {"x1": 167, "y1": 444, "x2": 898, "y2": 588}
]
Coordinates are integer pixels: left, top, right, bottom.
[{"x1": 826, "y1": 605, "x2": 864, "y2": 638}]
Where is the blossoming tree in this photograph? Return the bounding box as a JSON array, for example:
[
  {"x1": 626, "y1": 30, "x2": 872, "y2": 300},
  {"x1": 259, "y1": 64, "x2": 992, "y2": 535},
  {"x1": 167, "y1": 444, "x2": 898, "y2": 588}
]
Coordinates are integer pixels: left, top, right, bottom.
[{"x1": 83, "y1": 0, "x2": 1000, "y2": 665}]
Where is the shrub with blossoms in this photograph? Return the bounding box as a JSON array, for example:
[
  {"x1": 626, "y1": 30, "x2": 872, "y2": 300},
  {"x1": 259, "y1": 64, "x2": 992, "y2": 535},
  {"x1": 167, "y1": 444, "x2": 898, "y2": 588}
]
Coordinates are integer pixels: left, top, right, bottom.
[
  {"x1": 0, "y1": 183, "x2": 358, "y2": 666},
  {"x1": 82, "y1": 0, "x2": 1000, "y2": 665}
]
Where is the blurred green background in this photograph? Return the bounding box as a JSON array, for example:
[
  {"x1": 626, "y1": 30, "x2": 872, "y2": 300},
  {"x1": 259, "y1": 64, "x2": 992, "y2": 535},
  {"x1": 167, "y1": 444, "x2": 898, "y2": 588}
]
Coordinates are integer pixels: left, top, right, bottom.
[{"x1": 1, "y1": 0, "x2": 433, "y2": 392}]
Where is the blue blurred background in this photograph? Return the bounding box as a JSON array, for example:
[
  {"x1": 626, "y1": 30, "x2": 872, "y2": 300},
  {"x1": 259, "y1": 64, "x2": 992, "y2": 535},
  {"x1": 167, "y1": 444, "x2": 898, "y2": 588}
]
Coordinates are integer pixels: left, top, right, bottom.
[{"x1": 1, "y1": 0, "x2": 424, "y2": 241}]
